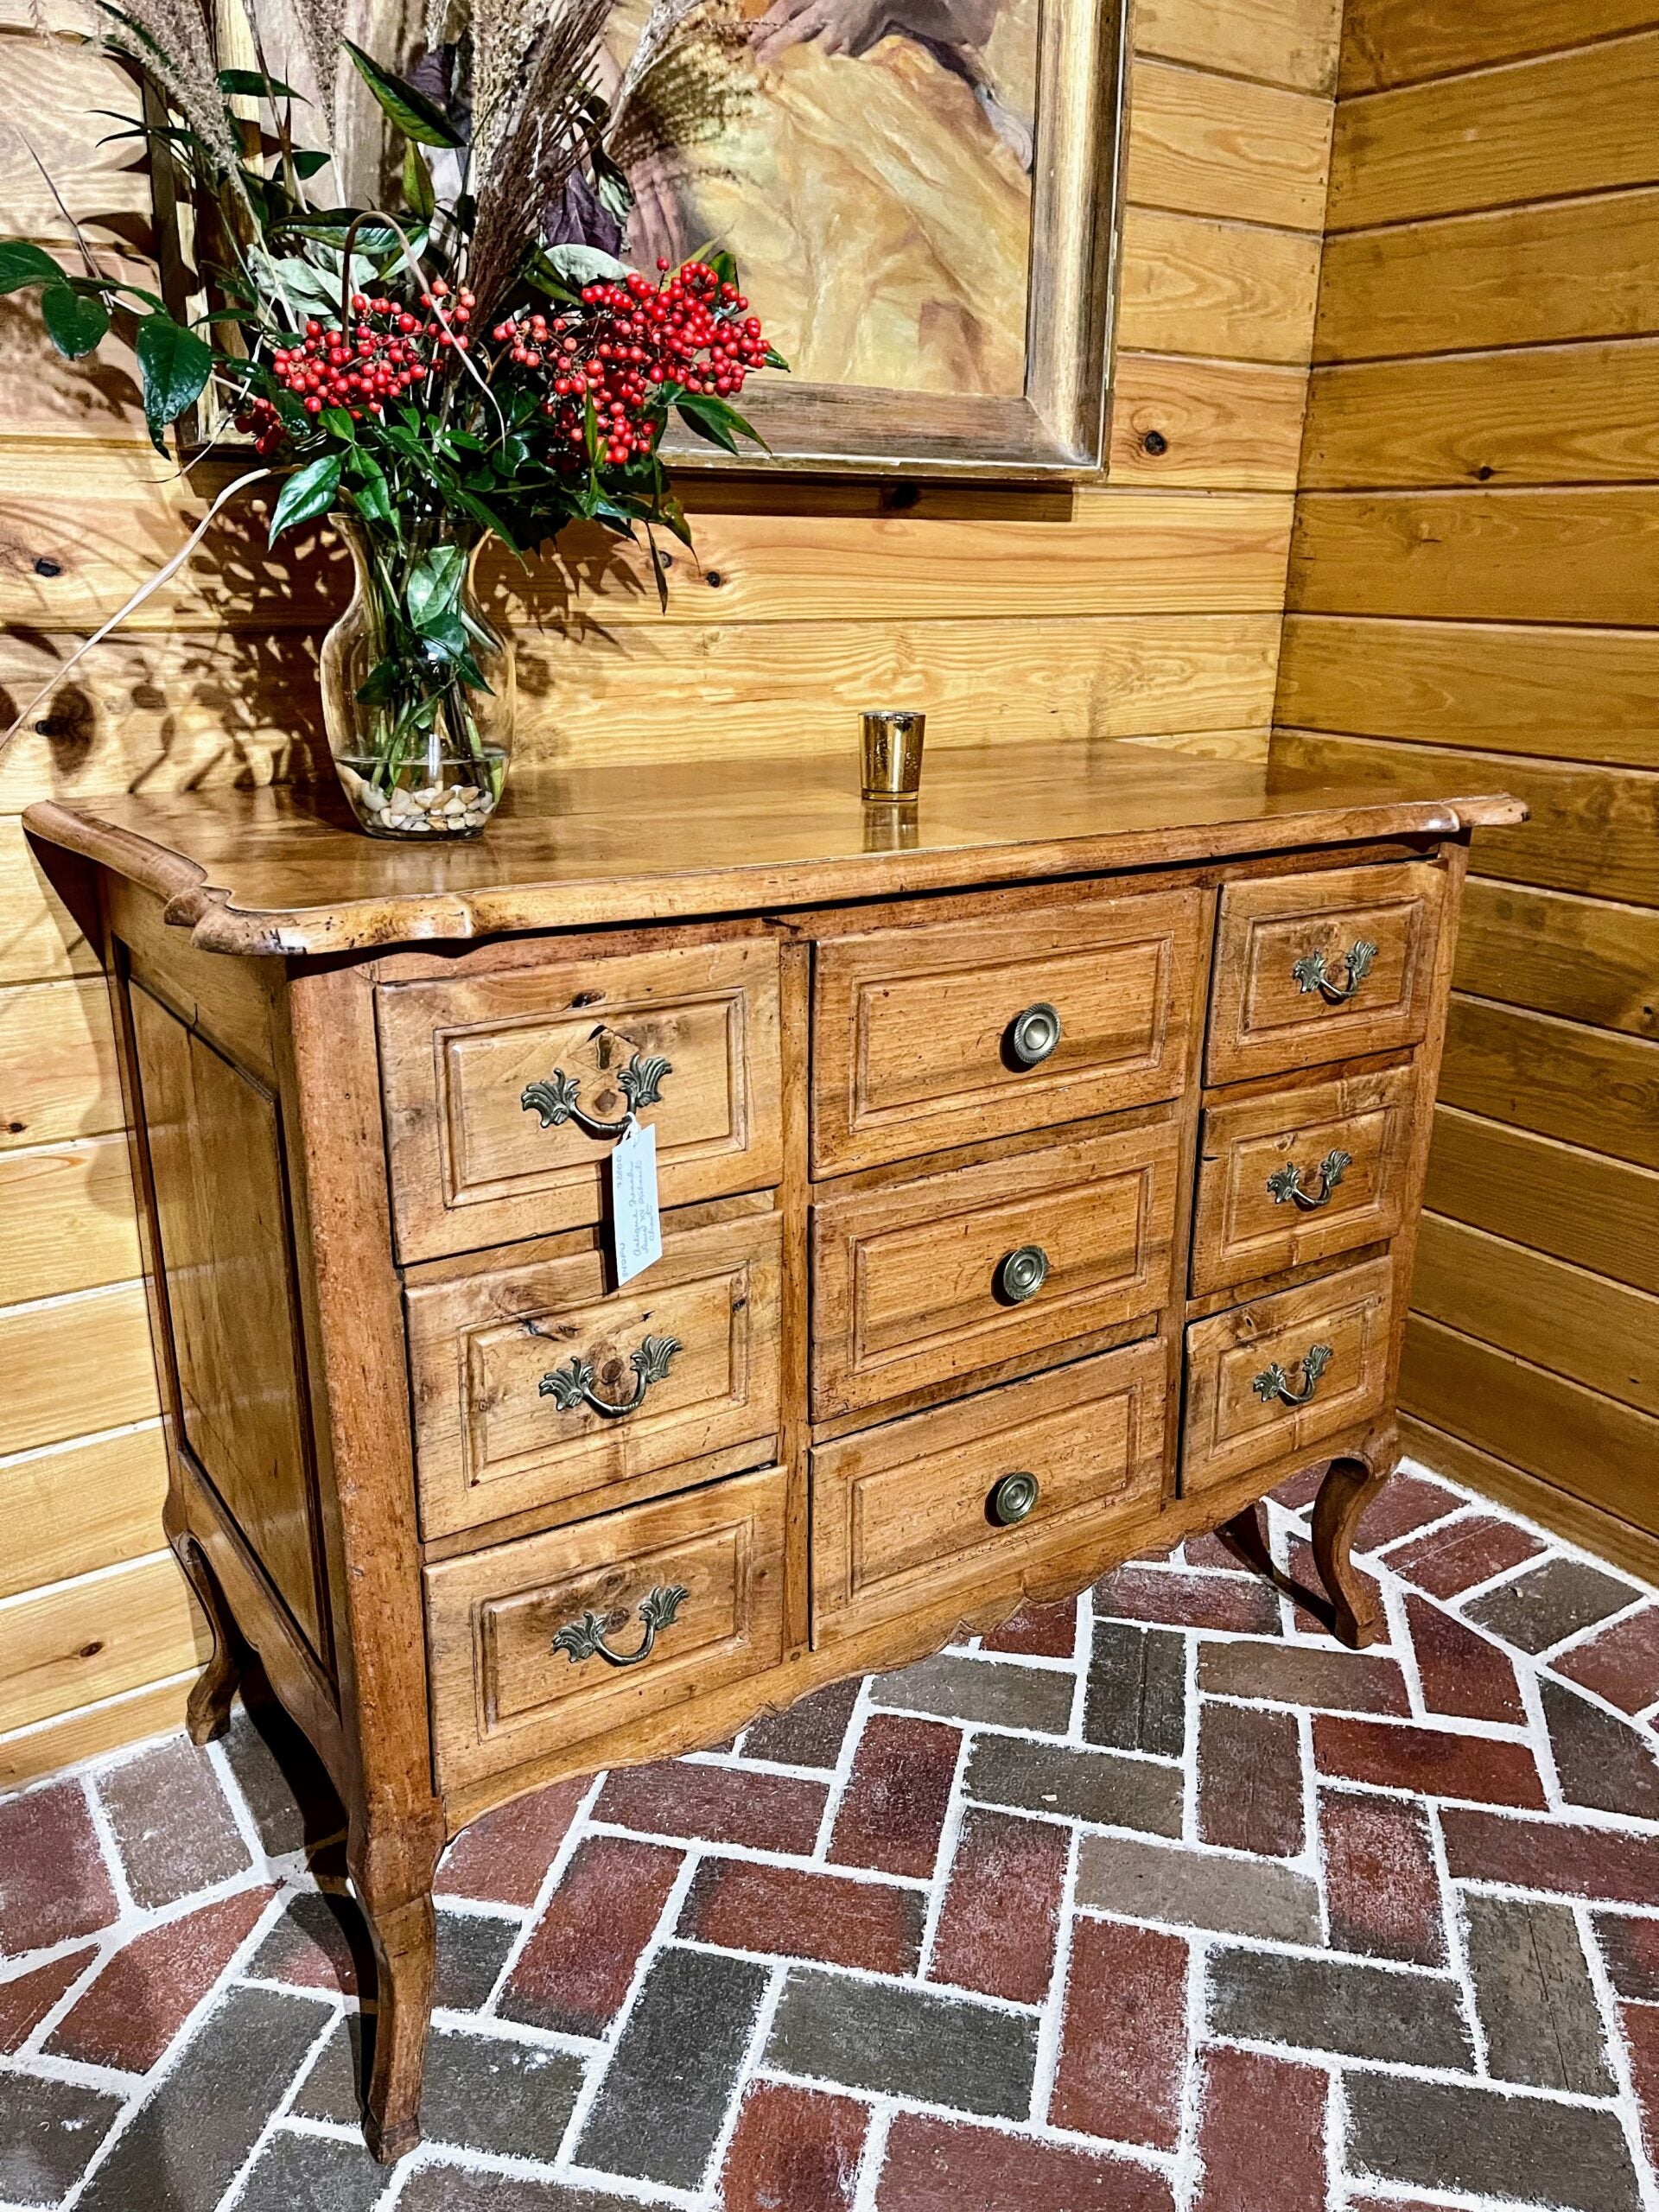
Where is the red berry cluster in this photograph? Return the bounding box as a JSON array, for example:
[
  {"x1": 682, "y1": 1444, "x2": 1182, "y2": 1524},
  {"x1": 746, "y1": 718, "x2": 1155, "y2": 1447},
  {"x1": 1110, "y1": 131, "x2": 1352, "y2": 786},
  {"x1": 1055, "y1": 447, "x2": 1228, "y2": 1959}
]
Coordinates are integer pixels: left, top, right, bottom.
[
  {"x1": 491, "y1": 259, "x2": 772, "y2": 469},
  {"x1": 252, "y1": 281, "x2": 477, "y2": 433}
]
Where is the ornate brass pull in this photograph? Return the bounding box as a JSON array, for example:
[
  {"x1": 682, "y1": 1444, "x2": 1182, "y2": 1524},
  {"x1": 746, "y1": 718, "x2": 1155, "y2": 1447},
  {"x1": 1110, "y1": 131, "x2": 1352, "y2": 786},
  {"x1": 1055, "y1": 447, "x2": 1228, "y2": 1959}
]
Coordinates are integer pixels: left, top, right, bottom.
[
  {"x1": 989, "y1": 1471, "x2": 1040, "y2": 1527},
  {"x1": 1252, "y1": 1343, "x2": 1334, "y2": 1408},
  {"x1": 552, "y1": 1584, "x2": 689, "y2": 1669},
  {"x1": 521, "y1": 1052, "x2": 672, "y2": 1140},
  {"x1": 1267, "y1": 1149, "x2": 1352, "y2": 1212},
  {"x1": 997, "y1": 1244, "x2": 1050, "y2": 1304},
  {"x1": 540, "y1": 1333, "x2": 682, "y2": 1418},
  {"x1": 1292, "y1": 940, "x2": 1377, "y2": 1005},
  {"x1": 1008, "y1": 1002, "x2": 1062, "y2": 1068}
]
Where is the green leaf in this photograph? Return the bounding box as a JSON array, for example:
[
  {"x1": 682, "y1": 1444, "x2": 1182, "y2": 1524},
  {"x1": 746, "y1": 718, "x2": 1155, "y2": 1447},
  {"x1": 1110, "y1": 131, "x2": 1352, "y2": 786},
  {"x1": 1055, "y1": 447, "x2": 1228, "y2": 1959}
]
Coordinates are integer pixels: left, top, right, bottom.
[
  {"x1": 340, "y1": 38, "x2": 464, "y2": 148},
  {"x1": 217, "y1": 67, "x2": 304, "y2": 99},
  {"x1": 674, "y1": 390, "x2": 764, "y2": 457},
  {"x1": 763, "y1": 343, "x2": 789, "y2": 371},
  {"x1": 320, "y1": 405, "x2": 356, "y2": 441},
  {"x1": 403, "y1": 142, "x2": 435, "y2": 220},
  {"x1": 355, "y1": 655, "x2": 403, "y2": 707},
  {"x1": 135, "y1": 312, "x2": 213, "y2": 452},
  {"x1": 655, "y1": 491, "x2": 694, "y2": 548},
  {"x1": 545, "y1": 243, "x2": 632, "y2": 285},
  {"x1": 346, "y1": 454, "x2": 393, "y2": 527},
  {"x1": 292, "y1": 149, "x2": 331, "y2": 180},
  {"x1": 705, "y1": 248, "x2": 737, "y2": 287},
  {"x1": 268, "y1": 451, "x2": 344, "y2": 544},
  {"x1": 0, "y1": 240, "x2": 65, "y2": 295},
  {"x1": 41, "y1": 283, "x2": 109, "y2": 358},
  {"x1": 406, "y1": 542, "x2": 464, "y2": 630}
]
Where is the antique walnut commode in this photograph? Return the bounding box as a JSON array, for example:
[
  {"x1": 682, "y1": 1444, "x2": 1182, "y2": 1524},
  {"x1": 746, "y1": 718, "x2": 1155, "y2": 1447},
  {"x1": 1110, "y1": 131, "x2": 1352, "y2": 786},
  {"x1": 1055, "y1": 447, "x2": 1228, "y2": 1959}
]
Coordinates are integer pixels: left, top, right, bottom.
[{"x1": 26, "y1": 746, "x2": 1522, "y2": 2158}]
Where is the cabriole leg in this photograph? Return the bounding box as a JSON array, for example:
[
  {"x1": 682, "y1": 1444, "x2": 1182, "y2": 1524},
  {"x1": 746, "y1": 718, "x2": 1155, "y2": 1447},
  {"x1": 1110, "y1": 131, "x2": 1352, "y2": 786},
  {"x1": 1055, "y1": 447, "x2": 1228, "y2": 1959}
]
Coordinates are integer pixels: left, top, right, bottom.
[
  {"x1": 171, "y1": 1532, "x2": 242, "y2": 1747},
  {"x1": 1311, "y1": 1446, "x2": 1393, "y2": 1649},
  {"x1": 352, "y1": 1828, "x2": 441, "y2": 2164}
]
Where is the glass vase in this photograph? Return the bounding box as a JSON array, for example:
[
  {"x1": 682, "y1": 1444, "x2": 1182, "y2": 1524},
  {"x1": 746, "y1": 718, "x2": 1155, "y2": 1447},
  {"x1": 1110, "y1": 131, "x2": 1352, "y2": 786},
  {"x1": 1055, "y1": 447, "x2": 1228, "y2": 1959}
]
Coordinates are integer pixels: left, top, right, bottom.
[{"x1": 319, "y1": 512, "x2": 515, "y2": 838}]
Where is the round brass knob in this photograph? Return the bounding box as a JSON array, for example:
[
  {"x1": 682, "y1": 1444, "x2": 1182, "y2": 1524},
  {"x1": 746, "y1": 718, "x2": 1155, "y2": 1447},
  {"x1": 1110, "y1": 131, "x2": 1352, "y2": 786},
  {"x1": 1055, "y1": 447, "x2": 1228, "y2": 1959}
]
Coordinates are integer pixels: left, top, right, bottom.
[
  {"x1": 1009, "y1": 1001, "x2": 1062, "y2": 1068},
  {"x1": 989, "y1": 1471, "x2": 1040, "y2": 1527},
  {"x1": 997, "y1": 1243, "x2": 1050, "y2": 1304}
]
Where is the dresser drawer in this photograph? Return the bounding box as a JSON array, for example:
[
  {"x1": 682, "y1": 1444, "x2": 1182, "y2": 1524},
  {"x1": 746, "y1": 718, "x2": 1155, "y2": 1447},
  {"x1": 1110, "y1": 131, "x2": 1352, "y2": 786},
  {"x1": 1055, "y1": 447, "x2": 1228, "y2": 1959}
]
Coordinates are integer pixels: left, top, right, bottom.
[
  {"x1": 1207, "y1": 862, "x2": 1446, "y2": 1084},
  {"x1": 426, "y1": 1466, "x2": 788, "y2": 1793},
  {"x1": 406, "y1": 1215, "x2": 782, "y2": 1539},
  {"x1": 1192, "y1": 1065, "x2": 1420, "y2": 1297},
  {"x1": 811, "y1": 1120, "x2": 1179, "y2": 1420},
  {"x1": 812, "y1": 888, "x2": 1203, "y2": 1175},
  {"x1": 813, "y1": 1340, "x2": 1166, "y2": 1646},
  {"x1": 1182, "y1": 1255, "x2": 1395, "y2": 1495},
  {"x1": 378, "y1": 938, "x2": 783, "y2": 1262}
]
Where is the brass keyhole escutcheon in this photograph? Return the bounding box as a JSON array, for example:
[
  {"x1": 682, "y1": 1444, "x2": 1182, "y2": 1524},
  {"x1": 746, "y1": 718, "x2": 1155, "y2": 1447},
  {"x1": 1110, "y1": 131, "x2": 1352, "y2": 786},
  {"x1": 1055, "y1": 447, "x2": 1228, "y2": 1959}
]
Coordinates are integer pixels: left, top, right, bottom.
[
  {"x1": 997, "y1": 1243, "x2": 1050, "y2": 1304},
  {"x1": 989, "y1": 1471, "x2": 1040, "y2": 1527},
  {"x1": 1008, "y1": 1001, "x2": 1062, "y2": 1068}
]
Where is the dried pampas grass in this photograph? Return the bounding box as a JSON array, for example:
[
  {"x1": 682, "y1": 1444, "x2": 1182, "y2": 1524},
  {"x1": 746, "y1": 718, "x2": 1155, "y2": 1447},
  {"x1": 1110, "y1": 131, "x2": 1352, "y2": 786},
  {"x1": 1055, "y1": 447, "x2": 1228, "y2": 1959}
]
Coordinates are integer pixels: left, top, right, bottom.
[
  {"x1": 466, "y1": 0, "x2": 607, "y2": 315},
  {"x1": 98, "y1": 0, "x2": 241, "y2": 176}
]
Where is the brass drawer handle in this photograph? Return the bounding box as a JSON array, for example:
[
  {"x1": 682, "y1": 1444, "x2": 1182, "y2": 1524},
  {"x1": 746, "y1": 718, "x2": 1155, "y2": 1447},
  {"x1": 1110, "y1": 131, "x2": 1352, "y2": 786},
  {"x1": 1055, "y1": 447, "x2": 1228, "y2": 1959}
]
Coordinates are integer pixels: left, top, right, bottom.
[
  {"x1": 521, "y1": 1052, "x2": 672, "y2": 1140},
  {"x1": 989, "y1": 1471, "x2": 1039, "y2": 1526},
  {"x1": 1252, "y1": 1342, "x2": 1333, "y2": 1408},
  {"x1": 997, "y1": 1243, "x2": 1050, "y2": 1303},
  {"x1": 1292, "y1": 940, "x2": 1377, "y2": 1006},
  {"x1": 1267, "y1": 1148, "x2": 1352, "y2": 1212},
  {"x1": 1008, "y1": 1001, "x2": 1062, "y2": 1068},
  {"x1": 540, "y1": 1332, "x2": 682, "y2": 1418},
  {"x1": 553, "y1": 1583, "x2": 689, "y2": 1669}
]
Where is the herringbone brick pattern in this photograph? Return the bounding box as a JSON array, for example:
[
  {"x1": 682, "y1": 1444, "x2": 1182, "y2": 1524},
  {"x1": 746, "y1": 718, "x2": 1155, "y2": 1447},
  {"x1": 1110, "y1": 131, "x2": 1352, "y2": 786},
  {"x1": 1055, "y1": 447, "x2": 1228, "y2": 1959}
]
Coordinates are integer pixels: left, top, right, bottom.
[{"x1": 3, "y1": 1460, "x2": 1657, "y2": 2211}]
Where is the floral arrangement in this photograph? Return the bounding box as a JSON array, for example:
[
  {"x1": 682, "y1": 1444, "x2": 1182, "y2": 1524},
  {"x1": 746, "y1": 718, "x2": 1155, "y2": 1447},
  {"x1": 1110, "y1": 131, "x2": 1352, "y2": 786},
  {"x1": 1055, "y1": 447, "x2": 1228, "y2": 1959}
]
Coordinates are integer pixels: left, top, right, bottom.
[{"x1": 0, "y1": 0, "x2": 784, "y2": 836}]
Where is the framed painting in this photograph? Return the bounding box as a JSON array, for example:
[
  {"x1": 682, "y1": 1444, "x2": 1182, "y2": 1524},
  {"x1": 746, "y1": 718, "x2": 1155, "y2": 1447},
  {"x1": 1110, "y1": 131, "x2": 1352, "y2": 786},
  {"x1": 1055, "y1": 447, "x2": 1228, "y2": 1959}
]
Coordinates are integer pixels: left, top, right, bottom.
[{"x1": 160, "y1": 0, "x2": 1128, "y2": 477}]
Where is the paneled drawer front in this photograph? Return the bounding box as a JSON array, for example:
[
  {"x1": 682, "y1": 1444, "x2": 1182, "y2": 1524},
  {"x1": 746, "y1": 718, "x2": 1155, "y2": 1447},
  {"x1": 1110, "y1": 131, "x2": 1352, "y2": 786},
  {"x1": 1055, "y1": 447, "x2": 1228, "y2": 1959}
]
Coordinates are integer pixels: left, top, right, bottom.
[
  {"x1": 813, "y1": 1341, "x2": 1166, "y2": 1646},
  {"x1": 1192, "y1": 1065, "x2": 1420, "y2": 1297},
  {"x1": 426, "y1": 1466, "x2": 788, "y2": 1792},
  {"x1": 1207, "y1": 862, "x2": 1446, "y2": 1084},
  {"x1": 812, "y1": 889, "x2": 1204, "y2": 1175},
  {"x1": 378, "y1": 938, "x2": 783, "y2": 1262},
  {"x1": 407, "y1": 1215, "x2": 782, "y2": 1539},
  {"x1": 1182, "y1": 1255, "x2": 1395, "y2": 1495},
  {"x1": 811, "y1": 1120, "x2": 1179, "y2": 1420}
]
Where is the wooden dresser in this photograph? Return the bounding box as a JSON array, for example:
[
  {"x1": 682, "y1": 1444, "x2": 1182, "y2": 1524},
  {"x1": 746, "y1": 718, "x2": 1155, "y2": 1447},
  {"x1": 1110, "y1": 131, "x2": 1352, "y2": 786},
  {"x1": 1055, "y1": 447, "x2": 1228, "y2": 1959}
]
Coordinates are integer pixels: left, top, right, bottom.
[{"x1": 25, "y1": 745, "x2": 1522, "y2": 2159}]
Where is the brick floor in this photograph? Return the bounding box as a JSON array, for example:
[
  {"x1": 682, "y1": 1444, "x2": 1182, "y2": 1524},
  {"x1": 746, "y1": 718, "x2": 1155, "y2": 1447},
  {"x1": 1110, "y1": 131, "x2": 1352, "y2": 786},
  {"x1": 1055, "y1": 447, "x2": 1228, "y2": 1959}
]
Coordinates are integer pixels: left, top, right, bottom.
[{"x1": 0, "y1": 1458, "x2": 1655, "y2": 2210}]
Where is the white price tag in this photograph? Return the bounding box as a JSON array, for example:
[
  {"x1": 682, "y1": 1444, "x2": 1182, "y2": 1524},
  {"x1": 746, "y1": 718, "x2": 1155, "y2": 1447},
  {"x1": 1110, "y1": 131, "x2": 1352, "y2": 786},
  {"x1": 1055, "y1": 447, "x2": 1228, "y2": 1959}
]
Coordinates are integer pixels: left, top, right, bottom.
[{"x1": 610, "y1": 1116, "x2": 662, "y2": 1287}]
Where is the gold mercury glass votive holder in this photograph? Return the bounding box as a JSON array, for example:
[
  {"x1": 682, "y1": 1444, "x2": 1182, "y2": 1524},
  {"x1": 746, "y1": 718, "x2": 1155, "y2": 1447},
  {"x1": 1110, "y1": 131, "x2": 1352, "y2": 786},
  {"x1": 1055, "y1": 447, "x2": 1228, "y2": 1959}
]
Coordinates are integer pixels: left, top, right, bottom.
[{"x1": 861, "y1": 709, "x2": 926, "y2": 801}]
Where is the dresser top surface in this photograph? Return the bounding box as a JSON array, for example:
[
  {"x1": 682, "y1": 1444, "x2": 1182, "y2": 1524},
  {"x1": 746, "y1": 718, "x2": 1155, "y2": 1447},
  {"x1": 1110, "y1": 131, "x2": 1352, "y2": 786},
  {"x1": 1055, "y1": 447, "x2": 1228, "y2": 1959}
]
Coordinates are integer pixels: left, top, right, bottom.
[{"x1": 25, "y1": 742, "x2": 1523, "y2": 957}]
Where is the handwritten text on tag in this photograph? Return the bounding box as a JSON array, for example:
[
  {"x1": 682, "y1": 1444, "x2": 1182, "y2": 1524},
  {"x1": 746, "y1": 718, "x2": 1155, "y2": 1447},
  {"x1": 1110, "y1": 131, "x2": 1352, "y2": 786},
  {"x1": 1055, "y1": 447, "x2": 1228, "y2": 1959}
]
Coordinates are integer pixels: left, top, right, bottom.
[{"x1": 610, "y1": 1116, "x2": 662, "y2": 1286}]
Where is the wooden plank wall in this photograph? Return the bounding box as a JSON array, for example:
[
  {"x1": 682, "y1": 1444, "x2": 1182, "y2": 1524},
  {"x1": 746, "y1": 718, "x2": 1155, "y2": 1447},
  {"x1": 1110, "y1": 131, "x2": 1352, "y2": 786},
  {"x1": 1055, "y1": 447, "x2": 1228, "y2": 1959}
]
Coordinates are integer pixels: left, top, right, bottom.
[
  {"x1": 0, "y1": 0, "x2": 1343, "y2": 1782},
  {"x1": 1273, "y1": 0, "x2": 1659, "y2": 1579}
]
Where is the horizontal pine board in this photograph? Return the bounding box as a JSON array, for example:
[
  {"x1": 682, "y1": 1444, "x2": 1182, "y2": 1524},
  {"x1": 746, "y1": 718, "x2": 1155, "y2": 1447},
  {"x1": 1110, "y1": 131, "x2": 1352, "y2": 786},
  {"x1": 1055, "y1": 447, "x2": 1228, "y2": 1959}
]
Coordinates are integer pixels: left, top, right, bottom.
[
  {"x1": 0, "y1": 1421, "x2": 168, "y2": 1602},
  {"x1": 0, "y1": 1137, "x2": 141, "y2": 1303},
  {"x1": 1401, "y1": 1313, "x2": 1659, "y2": 1532},
  {"x1": 1455, "y1": 880, "x2": 1659, "y2": 1039},
  {"x1": 0, "y1": 1550, "x2": 205, "y2": 1737},
  {"x1": 1314, "y1": 189, "x2": 1659, "y2": 360},
  {"x1": 0, "y1": 976, "x2": 123, "y2": 1152},
  {"x1": 1287, "y1": 489, "x2": 1659, "y2": 626},
  {"x1": 3, "y1": 470, "x2": 1300, "y2": 632},
  {"x1": 1136, "y1": 0, "x2": 1344, "y2": 94},
  {"x1": 1339, "y1": 0, "x2": 1659, "y2": 95},
  {"x1": 1329, "y1": 31, "x2": 1659, "y2": 231},
  {"x1": 0, "y1": 815, "x2": 95, "y2": 980},
  {"x1": 1401, "y1": 1414, "x2": 1659, "y2": 1587},
  {"x1": 1424, "y1": 1105, "x2": 1659, "y2": 1297},
  {"x1": 1271, "y1": 730, "x2": 1659, "y2": 905},
  {"x1": 1128, "y1": 59, "x2": 1333, "y2": 231},
  {"x1": 1412, "y1": 1212, "x2": 1659, "y2": 1417},
  {"x1": 1119, "y1": 210, "x2": 1323, "y2": 365},
  {"x1": 1275, "y1": 615, "x2": 1659, "y2": 768},
  {"x1": 0, "y1": 1674, "x2": 192, "y2": 1792},
  {"x1": 0, "y1": 1278, "x2": 160, "y2": 1458},
  {"x1": 0, "y1": 35, "x2": 149, "y2": 245},
  {"x1": 1300, "y1": 339, "x2": 1659, "y2": 488},
  {"x1": 1109, "y1": 353, "x2": 1310, "y2": 489},
  {"x1": 1440, "y1": 995, "x2": 1659, "y2": 1169}
]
